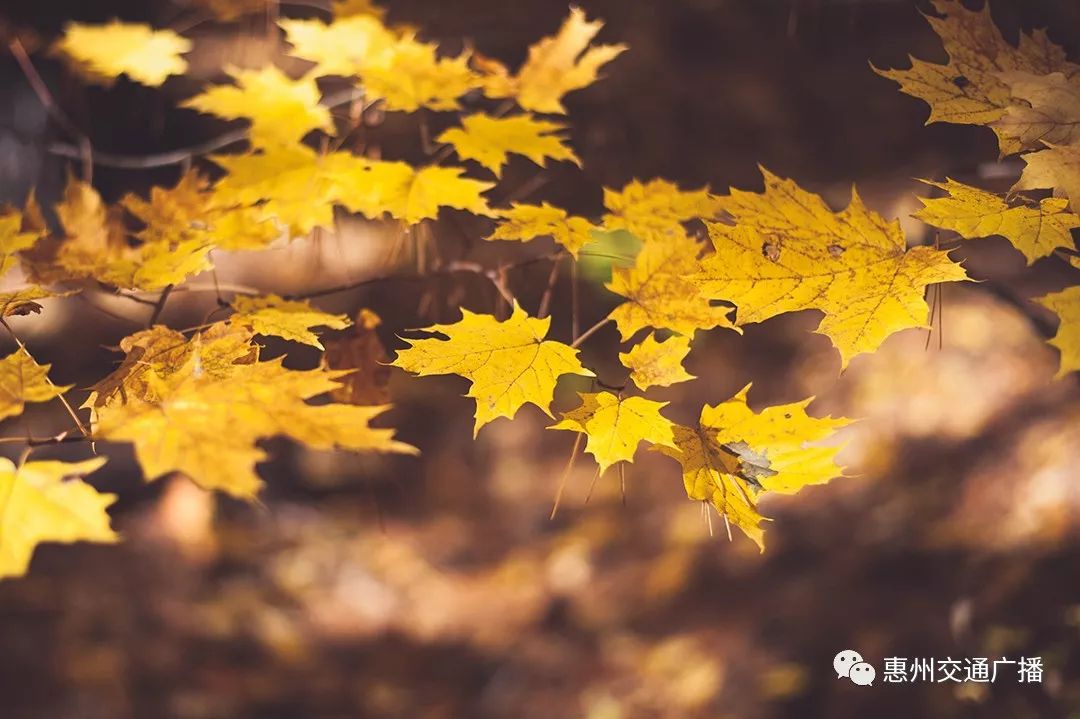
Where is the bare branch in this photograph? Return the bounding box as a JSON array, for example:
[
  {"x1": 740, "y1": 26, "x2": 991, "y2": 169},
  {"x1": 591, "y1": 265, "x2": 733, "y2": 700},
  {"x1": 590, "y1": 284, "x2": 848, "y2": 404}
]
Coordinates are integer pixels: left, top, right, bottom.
[
  {"x1": 47, "y1": 88, "x2": 367, "y2": 170},
  {"x1": 9, "y1": 39, "x2": 93, "y2": 181}
]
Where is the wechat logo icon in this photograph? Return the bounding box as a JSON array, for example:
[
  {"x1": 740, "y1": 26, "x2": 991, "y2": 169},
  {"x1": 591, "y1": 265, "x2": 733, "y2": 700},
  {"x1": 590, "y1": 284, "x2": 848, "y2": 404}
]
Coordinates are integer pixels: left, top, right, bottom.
[{"x1": 834, "y1": 650, "x2": 875, "y2": 686}]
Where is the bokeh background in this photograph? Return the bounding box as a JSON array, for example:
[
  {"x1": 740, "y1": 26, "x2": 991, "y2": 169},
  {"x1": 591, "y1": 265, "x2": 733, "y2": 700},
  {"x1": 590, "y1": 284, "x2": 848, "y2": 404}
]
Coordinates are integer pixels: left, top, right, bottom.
[{"x1": 1, "y1": 0, "x2": 1079, "y2": 717}]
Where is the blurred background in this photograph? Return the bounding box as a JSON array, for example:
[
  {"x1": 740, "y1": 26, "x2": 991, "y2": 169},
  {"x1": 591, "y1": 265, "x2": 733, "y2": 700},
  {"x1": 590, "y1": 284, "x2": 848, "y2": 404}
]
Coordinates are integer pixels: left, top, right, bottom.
[{"x1": 1, "y1": 0, "x2": 1080, "y2": 717}]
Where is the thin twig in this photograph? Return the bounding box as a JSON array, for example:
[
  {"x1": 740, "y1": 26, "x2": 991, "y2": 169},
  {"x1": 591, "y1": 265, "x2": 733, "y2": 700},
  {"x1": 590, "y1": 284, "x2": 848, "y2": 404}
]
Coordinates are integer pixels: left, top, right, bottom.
[
  {"x1": 537, "y1": 255, "x2": 562, "y2": 319},
  {"x1": 147, "y1": 284, "x2": 175, "y2": 327},
  {"x1": 9, "y1": 39, "x2": 93, "y2": 180},
  {"x1": 287, "y1": 253, "x2": 557, "y2": 301},
  {"x1": 0, "y1": 319, "x2": 89, "y2": 437},
  {"x1": 0, "y1": 433, "x2": 90, "y2": 447},
  {"x1": 570, "y1": 316, "x2": 611, "y2": 349},
  {"x1": 47, "y1": 88, "x2": 366, "y2": 170},
  {"x1": 550, "y1": 431, "x2": 583, "y2": 519},
  {"x1": 50, "y1": 129, "x2": 249, "y2": 169},
  {"x1": 583, "y1": 466, "x2": 601, "y2": 504},
  {"x1": 571, "y1": 261, "x2": 580, "y2": 340}
]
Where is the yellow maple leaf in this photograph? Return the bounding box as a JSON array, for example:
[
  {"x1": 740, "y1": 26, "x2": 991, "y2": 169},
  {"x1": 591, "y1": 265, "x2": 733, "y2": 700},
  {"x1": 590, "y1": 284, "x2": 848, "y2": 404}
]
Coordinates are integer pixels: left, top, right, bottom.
[
  {"x1": 182, "y1": 65, "x2": 333, "y2": 148},
  {"x1": 606, "y1": 228, "x2": 735, "y2": 341},
  {"x1": 94, "y1": 325, "x2": 415, "y2": 498},
  {"x1": 122, "y1": 170, "x2": 280, "y2": 251},
  {"x1": 0, "y1": 286, "x2": 69, "y2": 318},
  {"x1": 701, "y1": 387, "x2": 852, "y2": 495},
  {"x1": 54, "y1": 21, "x2": 190, "y2": 87},
  {"x1": 0, "y1": 350, "x2": 70, "y2": 423},
  {"x1": 230, "y1": 294, "x2": 351, "y2": 349},
  {"x1": 487, "y1": 203, "x2": 597, "y2": 257},
  {"x1": 657, "y1": 386, "x2": 850, "y2": 549},
  {"x1": 915, "y1": 178, "x2": 1079, "y2": 264},
  {"x1": 331, "y1": 159, "x2": 495, "y2": 224},
  {"x1": 0, "y1": 457, "x2": 116, "y2": 580},
  {"x1": 1036, "y1": 286, "x2": 1080, "y2": 378},
  {"x1": 693, "y1": 168, "x2": 968, "y2": 367},
  {"x1": 0, "y1": 206, "x2": 43, "y2": 276},
  {"x1": 619, "y1": 333, "x2": 696, "y2": 390},
  {"x1": 995, "y1": 71, "x2": 1080, "y2": 149},
  {"x1": 87, "y1": 324, "x2": 255, "y2": 412},
  {"x1": 104, "y1": 239, "x2": 214, "y2": 291},
  {"x1": 361, "y1": 37, "x2": 480, "y2": 112},
  {"x1": 437, "y1": 113, "x2": 579, "y2": 177},
  {"x1": 27, "y1": 175, "x2": 212, "y2": 290},
  {"x1": 550, "y1": 391, "x2": 675, "y2": 475},
  {"x1": 874, "y1": 0, "x2": 1080, "y2": 155},
  {"x1": 280, "y1": 14, "x2": 398, "y2": 77},
  {"x1": 602, "y1": 179, "x2": 723, "y2": 242},
  {"x1": 211, "y1": 145, "x2": 343, "y2": 236},
  {"x1": 479, "y1": 7, "x2": 626, "y2": 114},
  {"x1": 213, "y1": 144, "x2": 492, "y2": 233},
  {"x1": 1014, "y1": 144, "x2": 1080, "y2": 214},
  {"x1": 391, "y1": 303, "x2": 595, "y2": 435}
]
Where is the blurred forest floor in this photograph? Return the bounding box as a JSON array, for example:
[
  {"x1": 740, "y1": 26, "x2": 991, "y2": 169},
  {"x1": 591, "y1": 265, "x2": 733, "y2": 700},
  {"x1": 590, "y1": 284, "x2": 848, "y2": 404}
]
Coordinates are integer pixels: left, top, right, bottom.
[{"x1": 1, "y1": 0, "x2": 1080, "y2": 717}]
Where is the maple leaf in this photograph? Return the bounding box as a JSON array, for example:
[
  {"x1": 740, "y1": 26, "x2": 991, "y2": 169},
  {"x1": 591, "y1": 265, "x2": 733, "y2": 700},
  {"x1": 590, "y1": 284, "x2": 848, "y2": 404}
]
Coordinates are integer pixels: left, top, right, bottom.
[
  {"x1": 330, "y1": 159, "x2": 496, "y2": 224},
  {"x1": 874, "y1": 0, "x2": 1080, "y2": 154},
  {"x1": 28, "y1": 176, "x2": 211, "y2": 290},
  {"x1": 324, "y1": 309, "x2": 392, "y2": 406},
  {"x1": 915, "y1": 178, "x2": 1079, "y2": 263},
  {"x1": 619, "y1": 333, "x2": 696, "y2": 390},
  {"x1": 437, "y1": 114, "x2": 579, "y2": 177},
  {"x1": 0, "y1": 457, "x2": 116, "y2": 580},
  {"x1": 230, "y1": 294, "x2": 351, "y2": 349},
  {"x1": 93, "y1": 325, "x2": 415, "y2": 498},
  {"x1": 360, "y1": 37, "x2": 480, "y2": 112},
  {"x1": 87, "y1": 324, "x2": 255, "y2": 411},
  {"x1": 0, "y1": 287, "x2": 69, "y2": 318},
  {"x1": 0, "y1": 206, "x2": 43, "y2": 276},
  {"x1": 0, "y1": 350, "x2": 70, "y2": 423},
  {"x1": 995, "y1": 71, "x2": 1080, "y2": 148},
  {"x1": 657, "y1": 386, "x2": 851, "y2": 549},
  {"x1": 692, "y1": 168, "x2": 968, "y2": 367},
  {"x1": 602, "y1": 179, "x2": 723, "y2": 241},
  {"x1": 391, "y1": 303, "x2": 595, "y2": 435},
  {"x1": 487, "y1": 203, "x2": 598, "y2": 257},
  {"x1": 657, "y1": 414, "x2": 766, "y2": 549},
  {"x1": 54, "y1": 21, "x2": 190, "y2": 87},
  {"x1": 122, "y1": 170, "x2": 280, "y2": 251},
  {"x1": 211, "y1": 144, "x2": 343, "y2": 236},
  {"x1": 182, "y1": 65, "x2": 333, "y2": 148},
  {"x1": 1014, "y1": 144, "x2": 1080, "y2": 213},
  {"x1": 550, "y1": 391, "x2": 676, "y2": 475},
  {"x1": 606, "y1": 228, "x2": 735, "y2": 341},
  {"x1": 1036, "y1": 286, "x2": 1080, "y2": 378},
  {"x1": 478, "y1": 7, "x2": 626, "y2": 114},
  {"x1": 280, "y1": 14, "x2": 397, "y2": 77}
]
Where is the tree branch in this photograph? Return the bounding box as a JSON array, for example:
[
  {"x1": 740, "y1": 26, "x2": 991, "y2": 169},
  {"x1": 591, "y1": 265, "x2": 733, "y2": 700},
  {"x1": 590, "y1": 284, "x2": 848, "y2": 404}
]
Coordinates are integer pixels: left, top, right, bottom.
[
  {"x1": 147, "y1": 285, "x2": 175, "y2": 327},
  {"x1": 9, "y1": 39, "x2": 93, "y2": 181},
  {"x1": 46, "y1": 88, "x2": 367, "y2": 170}
]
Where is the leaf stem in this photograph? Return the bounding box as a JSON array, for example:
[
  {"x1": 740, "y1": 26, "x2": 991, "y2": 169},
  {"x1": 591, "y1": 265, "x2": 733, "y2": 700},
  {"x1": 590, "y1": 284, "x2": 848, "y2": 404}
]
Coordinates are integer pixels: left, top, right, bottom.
[
  {"x1": 550, "y1": 431, "x2": 583, "y2": 519},
  {"x1": 0, "y1": 319, "x2": 89, "y2": 437},
  {"x1": 570, "y1": 316, "x2": 611, "y2": 349}
]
